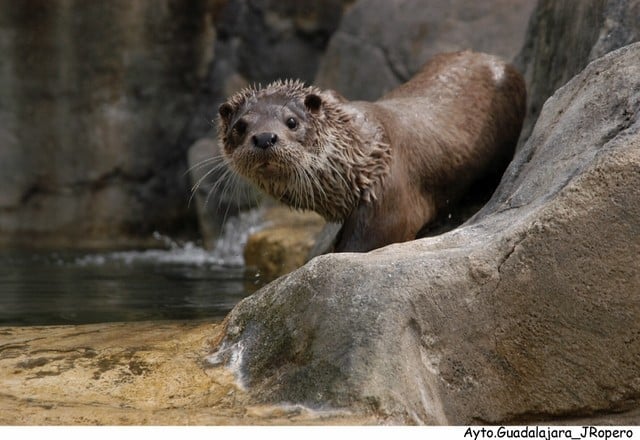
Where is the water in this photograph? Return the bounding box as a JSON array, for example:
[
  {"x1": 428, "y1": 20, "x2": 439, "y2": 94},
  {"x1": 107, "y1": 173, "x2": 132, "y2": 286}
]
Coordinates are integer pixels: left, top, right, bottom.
[{"x1": 0, "y1": 210, "x2": 268, "y2": 326}]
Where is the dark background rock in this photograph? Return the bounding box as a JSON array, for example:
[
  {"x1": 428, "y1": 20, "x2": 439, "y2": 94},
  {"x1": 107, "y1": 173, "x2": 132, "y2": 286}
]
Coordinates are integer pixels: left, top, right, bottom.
[
  {"x1": 515, "y1": 0, "x2": 640, "y2": 147},
  {"x1": 181, "y1": 0, "x2": 355, "y2": 160},
  {"x1": 211, "y1": 40, "x2": 640, "y2": 424},
  {"x1": 0, "y1": 0, "x2": 219, "y2": 248},
  {"x1": 315, "y1": 0, "x2": 535, "y2": 100}
]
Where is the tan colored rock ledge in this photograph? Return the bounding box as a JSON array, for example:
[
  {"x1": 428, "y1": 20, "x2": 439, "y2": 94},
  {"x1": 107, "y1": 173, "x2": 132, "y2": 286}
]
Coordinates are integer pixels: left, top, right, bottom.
[
  {"x1": 0, "y1": 321, "x2": 376, "y2": 425},
  {"x1": 244, "y1": 207, "x2": 326, "y2": 280}
]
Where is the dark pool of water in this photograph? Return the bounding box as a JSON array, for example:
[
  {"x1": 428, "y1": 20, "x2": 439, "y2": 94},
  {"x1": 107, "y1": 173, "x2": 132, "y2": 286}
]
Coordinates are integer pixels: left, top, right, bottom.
[{"x1": 0, "y1": 249, "x2": 262, "y2": 326}]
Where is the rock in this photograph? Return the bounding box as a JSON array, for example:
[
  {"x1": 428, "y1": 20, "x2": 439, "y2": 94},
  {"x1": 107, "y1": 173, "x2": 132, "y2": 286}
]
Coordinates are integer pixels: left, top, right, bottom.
[
  {"x1": 0, "y1": 321, "x2": 376, "y2": 425},
  {"x1": 216, "y1": 0, "x2": 354, "y2": 86},
  {"x1": 210, "y1": 43, "x2": 640, "y2": 424},
  {"x1": 0, "y1": 1, "x2": 217, "y2": 248},
  {"x1": 515, "y1": 0, "x2": 640, "y2": 146},
  {"x1": 244, "y1": 207, "x2": 325, "y2": 280},
  {"x1": 315, "y1": 0, "x2": 535, "y2": 100}
]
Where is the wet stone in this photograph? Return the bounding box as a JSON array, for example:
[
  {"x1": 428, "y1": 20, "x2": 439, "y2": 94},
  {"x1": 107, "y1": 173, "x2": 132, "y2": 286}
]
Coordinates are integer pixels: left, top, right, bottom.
[{"x1": 0, "y1": 321, "x2": 378, "y2": 425}]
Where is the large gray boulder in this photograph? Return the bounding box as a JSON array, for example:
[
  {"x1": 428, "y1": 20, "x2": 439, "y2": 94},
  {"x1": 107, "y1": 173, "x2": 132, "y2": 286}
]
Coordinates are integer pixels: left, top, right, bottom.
[
  {"x1": 0, "y1": 1, "x2": 217, "y2": 248},
  {"x1": 210, "y1": 42, "x2": 640, "y2": 424},
  {"x1": 315, "y1": 0, "x2": 535, "y2": 100},
  {"x1": 516, "y1": 0, "x2": 640, "y2": 146}
]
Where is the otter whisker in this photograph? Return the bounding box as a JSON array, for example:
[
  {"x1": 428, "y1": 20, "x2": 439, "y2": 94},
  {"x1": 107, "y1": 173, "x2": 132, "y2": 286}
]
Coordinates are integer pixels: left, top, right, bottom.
[
  {"x1": 305, "y1": 170, "x2": 315, "y2": 212},
  {"x1": 210, "y1": 165, "x2": 236, "y2": 200},
  {"x1": 188, "y1": 160, "x2": 231, "y2": 208},
  {"x1": 299, "y1": 167, "x2": 315, "y2": 212},
  {"x1": 183, "y1": 154, "x2": 226, "y2": 177},
  {"x1": 298, "y1": 167, "x2": 311, "y2": 210},
  {"x1": 189, "y1": 159, "x2": 229, "y2": 194},
  {"x1": 218, "y1": 168, "x2": 239, "y2": 226},
  {"x1": 305, "y1": 166, "x2": 327, "y2": 212},
  {"x1": 203, "y1": 165, "x2": 234, "y2": 210},
  {"x1": 287, "y1": 167, "x2": 302, "y2": 209},
  {"x1": 228, "y1": 171, "x2": 245, "y2": 215}
]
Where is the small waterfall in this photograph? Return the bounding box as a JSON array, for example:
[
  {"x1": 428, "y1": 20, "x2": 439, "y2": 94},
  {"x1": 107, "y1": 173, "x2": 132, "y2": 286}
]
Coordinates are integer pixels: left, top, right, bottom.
[
  {"x1": 75, "y1": 207, "x2": 267, "y2": 268},
  {"x1": 206, "y1": 207, "x2": 267, "y2": 266}
]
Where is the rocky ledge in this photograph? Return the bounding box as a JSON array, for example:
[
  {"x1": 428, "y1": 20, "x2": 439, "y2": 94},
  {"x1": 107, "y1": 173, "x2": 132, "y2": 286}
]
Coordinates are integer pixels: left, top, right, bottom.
[{"x1": 0, "y1": 321, "x2": 376, "y2": 425}]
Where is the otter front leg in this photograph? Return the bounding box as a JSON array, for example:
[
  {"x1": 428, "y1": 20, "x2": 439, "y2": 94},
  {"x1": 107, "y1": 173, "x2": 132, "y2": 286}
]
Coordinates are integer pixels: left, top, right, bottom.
[
  {"x1": 335, "y1": 195, "x2": 435, "y2": 253},
  {"x1": 334, "y1": 204, "x2": 382, "y2": 253}
]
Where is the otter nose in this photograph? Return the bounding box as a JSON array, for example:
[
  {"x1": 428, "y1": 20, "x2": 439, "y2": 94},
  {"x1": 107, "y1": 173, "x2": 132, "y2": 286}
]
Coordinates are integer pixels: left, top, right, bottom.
[{"x1": 252, "y1": 132, "x2": 278, "y2": 149}]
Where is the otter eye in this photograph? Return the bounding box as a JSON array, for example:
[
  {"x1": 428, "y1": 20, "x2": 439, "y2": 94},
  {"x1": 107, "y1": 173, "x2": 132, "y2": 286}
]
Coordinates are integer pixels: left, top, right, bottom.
[
  {"x1": 285, "y1": 117, "x2": 298, "y2": 130},
  {"x1": 233, "y1": 120, "x2": 247, "y2": 136}
]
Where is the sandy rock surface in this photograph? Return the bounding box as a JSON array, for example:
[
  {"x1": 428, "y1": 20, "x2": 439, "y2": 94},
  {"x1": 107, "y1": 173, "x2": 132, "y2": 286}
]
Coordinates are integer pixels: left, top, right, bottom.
[{"x1": 0, "y1": 321, "x2": 375, "y2": 425}]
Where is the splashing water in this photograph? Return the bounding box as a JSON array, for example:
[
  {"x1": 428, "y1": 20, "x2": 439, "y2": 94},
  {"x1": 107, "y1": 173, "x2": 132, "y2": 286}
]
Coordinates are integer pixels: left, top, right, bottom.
[{"x1": 75, "y1": 207, "x2": 267, "y2": 268}]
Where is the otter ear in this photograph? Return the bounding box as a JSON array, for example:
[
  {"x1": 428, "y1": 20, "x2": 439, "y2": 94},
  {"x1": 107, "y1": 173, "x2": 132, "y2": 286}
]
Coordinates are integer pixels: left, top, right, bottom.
[
  {"x1": 218, "y1": 102, "x2": 235, "y2": 124},
  {"x1": 304, "y1": 94, "x2": 323, "y2": 113}
]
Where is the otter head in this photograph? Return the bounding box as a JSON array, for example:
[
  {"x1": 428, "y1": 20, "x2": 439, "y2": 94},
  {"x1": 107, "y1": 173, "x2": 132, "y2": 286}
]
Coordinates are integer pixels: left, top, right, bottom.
[{"x1": 218, "y1": 80, "x2": 390, "y2": 222}]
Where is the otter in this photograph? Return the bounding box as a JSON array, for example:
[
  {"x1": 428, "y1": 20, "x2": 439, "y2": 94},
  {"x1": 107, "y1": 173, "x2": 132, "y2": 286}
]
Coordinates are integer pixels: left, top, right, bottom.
[{"x1": 218, "y1": 51, "x2": 526, "y2": 252}]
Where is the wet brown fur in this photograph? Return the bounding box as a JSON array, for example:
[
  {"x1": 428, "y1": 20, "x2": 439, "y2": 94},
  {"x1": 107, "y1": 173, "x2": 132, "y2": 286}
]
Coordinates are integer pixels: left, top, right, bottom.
[{"x1": 218, "y1": 51, "x2": 526, "y2": 252}]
